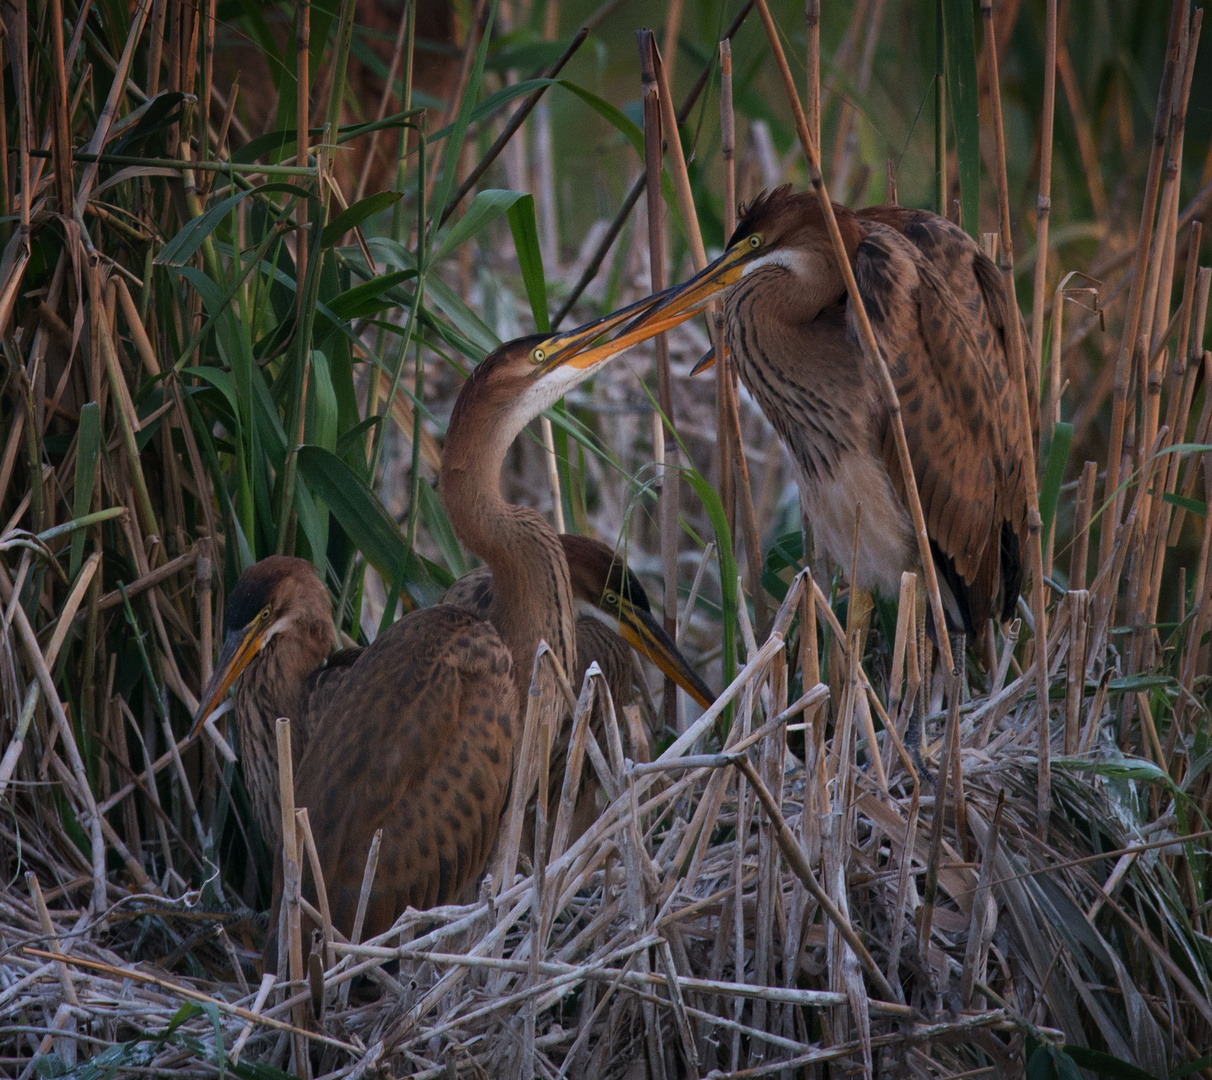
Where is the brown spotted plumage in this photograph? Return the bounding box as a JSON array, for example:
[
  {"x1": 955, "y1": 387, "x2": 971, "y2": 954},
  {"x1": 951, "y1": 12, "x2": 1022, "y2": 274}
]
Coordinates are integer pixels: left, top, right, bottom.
[
  {"x1": 199, "y1": 556, "x2": 334, "y2": 850},
  {"x1": 664, "y1": 186, "x2": 1037, "y2": 635},
  {"x1": 444, "y1": 533, "x2": 712, "y2": 712},
  {"x1": 192, "y1": 297, "x2": 706, "y2": 959},
  {"x1": 444, "y1": 533, "x2": 714, "y2": 847}
]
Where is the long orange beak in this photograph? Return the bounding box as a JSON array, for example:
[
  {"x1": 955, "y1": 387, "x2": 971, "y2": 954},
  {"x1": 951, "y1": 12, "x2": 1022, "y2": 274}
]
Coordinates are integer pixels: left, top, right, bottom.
[
  {"x1": 621, "y1": 240, "x2": 753, "y2": 346},
  {"x1": 534, "y1": 236, "x2": 756, "y2": 375},
  {"x1": 550, "y1": 239, "x2": 755, "y2": 379},
  {"x1": 615, "y1": 599, "x2": 714, "y2": 710},
  {"x1": 537, "y1": 281, "x2": 716, "y2": 373},
  {"x1": 690, "y1": 344, "x2": 719, "y2": 375},
  {"x1": 190, "y1": 622, "x2": 272, "y2": 736}
]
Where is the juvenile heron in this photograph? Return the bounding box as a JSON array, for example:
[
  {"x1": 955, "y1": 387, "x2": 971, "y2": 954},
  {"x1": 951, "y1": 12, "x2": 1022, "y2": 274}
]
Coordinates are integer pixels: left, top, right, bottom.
[
  {"x1": 191, "y1": 295, "x2": 697, "y2": 945},
  {"x1": 444, "y1": 532, "x2": 712, "y2": 713},
  {"x1": 652, "y1": 187, "x2": 1038, "y2": 636},
  {"x1": 446, "y1": 533, "x2": 714, "y2": 845}
]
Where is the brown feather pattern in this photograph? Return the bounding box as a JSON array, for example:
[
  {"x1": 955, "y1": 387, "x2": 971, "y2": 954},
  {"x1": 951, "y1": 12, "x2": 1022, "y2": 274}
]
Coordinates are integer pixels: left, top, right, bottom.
[{"x1": 721, "y1": 187, "x2": 1036, "y2": 633}]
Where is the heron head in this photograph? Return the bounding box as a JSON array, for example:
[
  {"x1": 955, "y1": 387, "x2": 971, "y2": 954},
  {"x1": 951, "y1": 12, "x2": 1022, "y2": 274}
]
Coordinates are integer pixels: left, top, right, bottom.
[
  {"x1": 635, "y1": 185, "x2": 862, "y2": 357},
  {"x1": 191, "y1": 556, "x2": 333, "y2": 736},
  {"x1": 444, "y1": 288, "x2": 704, "y2": 470},
  {"x1": 562, "y1": 534, "x2": 715, "y2": 711}
]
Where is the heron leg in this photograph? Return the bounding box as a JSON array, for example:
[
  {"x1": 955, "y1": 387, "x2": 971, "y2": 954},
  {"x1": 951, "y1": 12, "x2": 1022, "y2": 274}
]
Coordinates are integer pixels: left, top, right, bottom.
[{"x1": 902, "y1": 696, "x2": 931, "y2": 788}]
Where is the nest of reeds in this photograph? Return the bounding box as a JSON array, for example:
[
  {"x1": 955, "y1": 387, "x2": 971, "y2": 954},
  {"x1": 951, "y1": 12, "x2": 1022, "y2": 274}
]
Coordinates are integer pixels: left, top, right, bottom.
[{"x1": 2, "y1": 0, "x2": 1212, "y2": 1077}]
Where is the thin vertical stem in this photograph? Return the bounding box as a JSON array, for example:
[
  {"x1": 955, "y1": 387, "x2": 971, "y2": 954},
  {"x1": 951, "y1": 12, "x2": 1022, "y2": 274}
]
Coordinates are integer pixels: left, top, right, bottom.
[
  {"x1": 1098, "y1": 0, "x2": 1183, "y2": 573},
  {"x1": 1030, "y1": 0, "x2": 1058, "y2": 369},
  {"x1": 639, "y1": 31, "x2": 680, "y2": 734},
  {"x1": 1166, "y1": 268, "x2": 1211, "y2": 547},
  {"x1": 295, "y1": 1, "x2": 310, "y2": 320},
  {"x1": 178, "y1": 0, "x2": 200, "y2": 153},
  {"x1": 354, "y1": 3, "x2": 412, "y2": 203},
  {"x1": 661, "y1": 0, "x2": 685, "y2": 86},
  {"x1": 48, "y1": 0, "x2": 72, "y2": 217},
  {"x1": 535, "y1": 0, "x2": 560, "y2": 267},
  {"x1": 275, "y1": 718, "x2": 307, "y2": 1073},
  {"x1": 199, "y1": 0, "x2": 216, "y2": 165},
  {"x1": 147, "y1": 0, "x2": 168, "y2": 97},
  {"x1": 805, "y1": 0, "x2": 820, "y2": 154},
  {"x1": 979, "y1": 0, "x2": 1049, "y2": 834},
  {"x1": 653, "y1": 36, "x2": 765, "y2": 628},
  {"x1": 0, "y1": 31, "x2": 8, "y2": 233},
  {"x1": 1070, "y1": 460, "x2": 1096, "y2": 589},
  {"x1": 390, "y1": 0, "x2": 416, "y2": 240},
  {"x1": 718, "y1": 40, "x2": 737, "y2": 540},
  {"x1": 424, "y1": 0, "x2": 486, "y2": 207},
  {"x1": 540, "y1": 417, "x2": 564, "y2": 534},
  {"x1": 934, "y1": 0, "x2": 946, "y2": 215},
  {"x1": 549, "y1": 1, "x2": 756, "y2": 330}
]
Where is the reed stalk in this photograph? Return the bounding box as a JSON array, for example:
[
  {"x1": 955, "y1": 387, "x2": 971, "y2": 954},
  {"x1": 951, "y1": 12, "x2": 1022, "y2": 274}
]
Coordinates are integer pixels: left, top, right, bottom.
[
  {"x1": 639, "y1": 31, "x2": 681, "y2": 736},
  {"x1": 1098, "y1": 1, "x2": 1183, "y2": 574},
  {"x1": 1030, "y1": 0, "x2": 1058, "y2": 370}
]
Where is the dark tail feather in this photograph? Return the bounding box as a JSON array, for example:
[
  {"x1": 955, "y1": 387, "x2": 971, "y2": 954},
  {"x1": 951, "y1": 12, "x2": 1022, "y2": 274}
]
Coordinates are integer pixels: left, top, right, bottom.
[{"x1": 999, "y1": 521, "x2": 1024, "y2": 623}]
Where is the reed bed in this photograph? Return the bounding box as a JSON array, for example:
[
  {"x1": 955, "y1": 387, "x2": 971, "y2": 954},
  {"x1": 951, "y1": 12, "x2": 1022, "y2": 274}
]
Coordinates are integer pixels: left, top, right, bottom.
[{"x1": 1, "y1": 0, "x2": 1211, "y2": 1077}]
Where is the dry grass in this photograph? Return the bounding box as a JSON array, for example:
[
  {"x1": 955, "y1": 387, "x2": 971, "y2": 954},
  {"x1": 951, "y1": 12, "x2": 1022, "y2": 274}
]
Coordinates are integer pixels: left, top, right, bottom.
[{"x1": 2, "y1": 0, "x2": 1211, "y2": 1077}]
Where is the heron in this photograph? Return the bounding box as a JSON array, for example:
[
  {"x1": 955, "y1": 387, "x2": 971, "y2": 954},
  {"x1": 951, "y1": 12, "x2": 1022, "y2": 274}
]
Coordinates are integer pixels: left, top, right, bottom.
[
  {"x1": 445, "y1": 532, "x2": 714, "y2": 846},
  {"x1": 190, "y1": 293, "x2": 699, "y2": 945},
  {"x1": 648, "y1": 187, "x2": 1038, "y2": 639},
  {"x1": 444, "y1": 532, "x2": 712, "y2": 714}
]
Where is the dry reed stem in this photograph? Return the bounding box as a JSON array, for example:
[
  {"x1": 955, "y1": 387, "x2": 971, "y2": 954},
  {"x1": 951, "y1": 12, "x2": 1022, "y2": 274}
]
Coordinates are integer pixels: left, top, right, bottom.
[
  {"x1": 1165, "y1": 268, "x2": 1212, "y2": 545},
  {"x1": 960, "y1": 790, "x2": 1003, "y2": 1007},
  {"x1": 979, "y1": 0, "x2": 1053, "y2": 836},
  {"x1": 733, "y1": 756, "x2": 897, "y2": 1004},
  {"x1": 0, "y1": 564, "x2": 107, "y2": 913},
  {"x1": 1145, "y1": 237, "x2": 1198, "y2": 608},
  {"x1": 229, "y1": 973, "x2": 275, "y2": 1064},
  {"x1": 805, "y1": 0, "x2": 820, "y2": 153},
  {"x1": 274, "y1": 717, "x2": 306, "y2": 1074},
  {"x1": 295, "y1": 808, "x2": 334, "y2": 972},
  {"x1": 21, "y1": 947, "x2": 356, "y2": 1051},
  {"x1": 651, "y1": 40, "x2": 769, "y2": 636},
  {"x1": 639, "y1": 31, "x2": 682, "y2": 740},
  {"x1": 1099, "y1": 0, "x2": 1184, "y2": 572},
  {"x1": 1070, "y1": 459, "x2": 1097, "y2": 589}
]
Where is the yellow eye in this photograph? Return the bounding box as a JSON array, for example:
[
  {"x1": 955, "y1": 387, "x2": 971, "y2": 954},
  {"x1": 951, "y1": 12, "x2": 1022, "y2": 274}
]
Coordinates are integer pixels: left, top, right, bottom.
[
  {"x1": 748, "y1": 234, "x2": 762, "y2": 249},
  {"x1": 603, "y1": 590, "x2": 620, "y2": 607},
  {"x1": 260, "y1": 607, "x2": 272, "y2": 622},
  {"x1": 532, "y1": 346, "x2": 547, "y2": 363}
]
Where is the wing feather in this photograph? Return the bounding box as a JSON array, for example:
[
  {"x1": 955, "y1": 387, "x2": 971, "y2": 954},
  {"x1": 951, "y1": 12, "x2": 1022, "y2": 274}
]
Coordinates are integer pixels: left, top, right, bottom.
[
  {"x1": 861, "y1": 206, "x2": 1037, "y2": 538},
  {"x1": 291, "y1": 605, "x2": 516, "y2": 940},
  {"x1": 852, "y1": 221, "x2": 1016, "y2": 627}
]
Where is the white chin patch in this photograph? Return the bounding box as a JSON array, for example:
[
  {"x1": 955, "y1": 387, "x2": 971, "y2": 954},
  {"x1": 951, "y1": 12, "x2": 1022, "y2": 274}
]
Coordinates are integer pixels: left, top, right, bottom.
[
  {"x1": 504, "y1": 362, "x2": 596, "y2": 441},
  {"x1": 576, "y1": 599, "x2": 618, "y2": 629},
  {"x1": 742, "y1": 249, "x2": 810, "y2": 277}
]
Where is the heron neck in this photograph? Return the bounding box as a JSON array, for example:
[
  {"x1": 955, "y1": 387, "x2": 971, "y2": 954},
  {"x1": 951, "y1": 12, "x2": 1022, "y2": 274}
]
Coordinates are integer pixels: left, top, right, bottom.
[
  {"x1": 233, "y1": 627, "x2": 327, "y2": 845},
  {"x1": 441, "y1": 420, "x2": 577, "y2": 702}
]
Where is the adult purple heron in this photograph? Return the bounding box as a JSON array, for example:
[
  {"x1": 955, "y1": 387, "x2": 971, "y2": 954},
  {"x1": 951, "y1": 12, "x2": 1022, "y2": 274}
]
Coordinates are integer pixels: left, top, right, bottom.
[
  {"x1": 650, "y1": 188, "x2": 1038, "y2": 637},
  {"x1": 191, "y1": 295, "x2": 699, "y2": 945}
]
